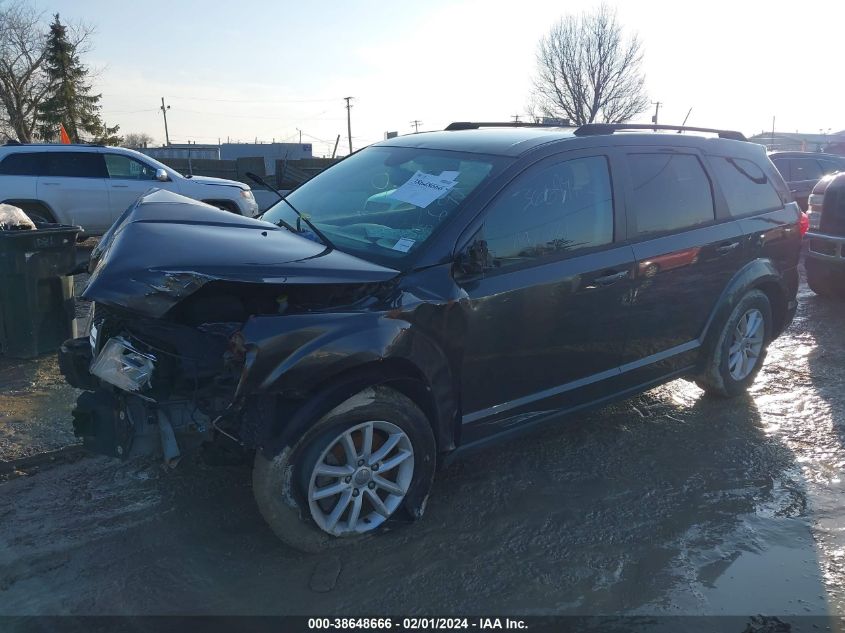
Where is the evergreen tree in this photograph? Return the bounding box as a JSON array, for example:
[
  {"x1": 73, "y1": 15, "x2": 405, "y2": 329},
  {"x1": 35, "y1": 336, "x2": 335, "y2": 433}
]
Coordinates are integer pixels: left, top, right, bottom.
[{"x1": 37, "y1": 14, "x2": 121, "y2": 145}]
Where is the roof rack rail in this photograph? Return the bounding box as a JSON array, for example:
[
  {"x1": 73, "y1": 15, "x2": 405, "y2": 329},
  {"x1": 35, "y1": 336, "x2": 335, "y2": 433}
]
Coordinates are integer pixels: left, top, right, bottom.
[
  {"x1": 573, "y1": 123, "x2": 747, "y2": 142},
  {"x1": 445, "y1": 121, "x2": 570, "y2": 131},
  {"x1": 4, "y1": 139, "x2": 22, "y2": 146}
]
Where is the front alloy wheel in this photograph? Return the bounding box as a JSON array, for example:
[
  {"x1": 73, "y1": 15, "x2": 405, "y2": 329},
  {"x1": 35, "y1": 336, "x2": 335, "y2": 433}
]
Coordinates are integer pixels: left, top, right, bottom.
[{"x1": 307, "y1": 420, "x2": 414, "y2": 535}]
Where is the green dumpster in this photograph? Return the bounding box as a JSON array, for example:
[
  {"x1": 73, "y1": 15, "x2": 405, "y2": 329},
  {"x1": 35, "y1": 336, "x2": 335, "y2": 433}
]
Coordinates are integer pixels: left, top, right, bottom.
[{"x1": 0, "y1": 224, "x2": 81, "y2": 358}]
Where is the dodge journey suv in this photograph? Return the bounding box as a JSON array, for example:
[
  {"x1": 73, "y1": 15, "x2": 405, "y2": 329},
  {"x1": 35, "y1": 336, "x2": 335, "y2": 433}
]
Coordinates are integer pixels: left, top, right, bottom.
[
  {"x1": 59, "y1": 122, "x2": 803, "y2": 551},
  {"x1": 0, "y1": 142, "x2": 258, "y2": 234}
]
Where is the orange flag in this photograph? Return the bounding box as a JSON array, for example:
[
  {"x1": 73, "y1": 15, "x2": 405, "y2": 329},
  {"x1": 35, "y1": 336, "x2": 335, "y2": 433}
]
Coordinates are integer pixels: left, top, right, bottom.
[{"x1": 59, "y1": 124, "x2": 71, "y2": 144}]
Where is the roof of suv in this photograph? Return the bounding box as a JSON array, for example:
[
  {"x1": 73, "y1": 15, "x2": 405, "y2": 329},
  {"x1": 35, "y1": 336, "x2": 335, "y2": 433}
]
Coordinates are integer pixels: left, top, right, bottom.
[{"x1": 376, "y1": 124, "x2": 756, "y2": 158}]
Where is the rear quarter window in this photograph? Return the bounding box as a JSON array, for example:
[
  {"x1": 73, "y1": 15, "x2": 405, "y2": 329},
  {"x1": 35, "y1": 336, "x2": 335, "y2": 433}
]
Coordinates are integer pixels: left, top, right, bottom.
[
  {"x1": 0, "y1": 152, "x2": 44, "y2": 176},
  {"x1": 707, "y1": 156, "x2": 783, "y2": 217}
]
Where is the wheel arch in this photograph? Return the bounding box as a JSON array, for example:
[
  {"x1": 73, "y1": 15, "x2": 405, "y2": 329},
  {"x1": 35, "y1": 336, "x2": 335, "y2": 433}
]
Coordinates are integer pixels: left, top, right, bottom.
[
  {"x1": 1, "y1": 199, "x2": 58, "y2": 222},
  {"x1": 239, "y1": 316, "x2": 459, "y2": 459},
  {"x1": 699, "y1": 258, "x2": 790, "y2": 366},
  {"x1": 201, "y1": 199, "x2": 240, "y2": 214}
]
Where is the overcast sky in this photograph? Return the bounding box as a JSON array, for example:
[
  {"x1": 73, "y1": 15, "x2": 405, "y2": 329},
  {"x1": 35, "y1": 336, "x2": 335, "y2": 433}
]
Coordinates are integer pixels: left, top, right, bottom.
[{"x1": 48, "y1": 0, "x2": 845, "y2": 156}]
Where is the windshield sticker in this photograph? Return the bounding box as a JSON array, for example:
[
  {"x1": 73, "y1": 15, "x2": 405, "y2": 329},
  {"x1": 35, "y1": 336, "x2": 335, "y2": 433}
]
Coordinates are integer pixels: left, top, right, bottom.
[
  {"x1": 392, "y1": 237, "x2": 416, "y2": 252},
  {"x1": 389, "y1": 171, "x2": 458, "y2": 208}
]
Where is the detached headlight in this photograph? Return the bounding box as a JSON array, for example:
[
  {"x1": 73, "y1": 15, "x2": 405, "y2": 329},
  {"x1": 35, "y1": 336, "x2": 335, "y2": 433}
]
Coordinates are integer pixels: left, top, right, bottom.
[
  {"x1": 90, "y1": 337, "x2": 156, "y2": 393},
  {"x1": 240, "y1": 189, "x2": 255, "y2": 200}
]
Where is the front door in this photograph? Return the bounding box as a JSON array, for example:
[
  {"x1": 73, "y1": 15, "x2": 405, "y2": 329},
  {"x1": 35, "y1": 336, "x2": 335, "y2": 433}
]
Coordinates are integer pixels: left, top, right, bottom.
[
  {"x1": 104, "y1": 153, "x2": 175, "y2": 222},
  {"x1": 457, "y1": 152, "x2": 635, "y2": 443}
]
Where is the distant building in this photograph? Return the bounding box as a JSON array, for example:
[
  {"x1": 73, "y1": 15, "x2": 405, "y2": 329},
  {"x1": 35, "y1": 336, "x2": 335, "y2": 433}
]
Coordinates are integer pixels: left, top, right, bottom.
[
  {"x1": 138, "y1": 142, "x2": 314, "y2": 174},
  {"x1": 138, "y1": 144, "x2": 220, "y2": 160},
  {"x1": 221, "y1": 143, "x2": 313, "y2": 175},
  {"x1": 747, "y1": 130, "x2": 845, "y2": 155}
]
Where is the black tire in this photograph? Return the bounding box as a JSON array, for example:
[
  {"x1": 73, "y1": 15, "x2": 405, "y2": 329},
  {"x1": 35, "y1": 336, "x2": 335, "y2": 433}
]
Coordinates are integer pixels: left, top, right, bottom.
[
  {"x1": 252, "y1": 385, "x2": 437, "y2": 553},
  {"x1": 696, "y1": 289, "x2": 772, "y2": 398}
]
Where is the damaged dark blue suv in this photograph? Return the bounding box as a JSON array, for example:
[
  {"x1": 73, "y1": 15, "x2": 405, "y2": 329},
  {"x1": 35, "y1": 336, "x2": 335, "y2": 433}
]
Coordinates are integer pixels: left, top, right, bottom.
[{"x1": 59, "y1": 122, "x2": 803, "y2": 551}]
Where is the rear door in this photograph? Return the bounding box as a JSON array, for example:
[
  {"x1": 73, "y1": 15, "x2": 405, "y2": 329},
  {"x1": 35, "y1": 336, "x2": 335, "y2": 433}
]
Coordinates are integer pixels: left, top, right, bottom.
[
  {"x1": 37, "y1": 151, "x2": 110, "y2": 233},
  {"x1": 457, "y1": 150, "x2": 636, "y2": 442},
  {"x1": 622, "y1": 149, "x2": 746, "y2": 375},
  {"x1": 104, "y1": 152, "x2": 174, "y2": 222}
]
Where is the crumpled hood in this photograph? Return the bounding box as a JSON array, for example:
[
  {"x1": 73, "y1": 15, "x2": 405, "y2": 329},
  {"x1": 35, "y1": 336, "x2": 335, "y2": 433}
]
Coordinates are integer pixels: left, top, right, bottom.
[
  {"x1": 84, "y1": 190, "x2": 399, "y2": 318},
  {"x1": 184, "y1": 174, "x2": 248, "y2": 189}
]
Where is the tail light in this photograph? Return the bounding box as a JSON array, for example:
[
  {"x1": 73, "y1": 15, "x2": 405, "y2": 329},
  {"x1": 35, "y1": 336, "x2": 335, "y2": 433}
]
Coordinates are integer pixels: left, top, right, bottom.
[
  {"x1": 807, "y1": 193, "x2": 824, "y2": 230},
  {"x1": 799, "y1": 211, "x2": 810, "y2": 237}
]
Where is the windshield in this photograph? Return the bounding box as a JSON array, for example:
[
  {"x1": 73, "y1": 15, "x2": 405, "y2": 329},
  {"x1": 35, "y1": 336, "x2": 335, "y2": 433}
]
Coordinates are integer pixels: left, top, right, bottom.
[{"x1": 260, "y1": 145, "x2": 507, "y2": 266}]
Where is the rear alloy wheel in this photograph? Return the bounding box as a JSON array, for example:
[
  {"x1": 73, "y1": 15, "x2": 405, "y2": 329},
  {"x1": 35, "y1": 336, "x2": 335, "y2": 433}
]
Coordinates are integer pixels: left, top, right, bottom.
[
  {"x1": 252, "y1": 386, "x2": 436, "y2": 552},
  {"x1": 696, "y1": 289, "x2": 772, "y2": 398}
]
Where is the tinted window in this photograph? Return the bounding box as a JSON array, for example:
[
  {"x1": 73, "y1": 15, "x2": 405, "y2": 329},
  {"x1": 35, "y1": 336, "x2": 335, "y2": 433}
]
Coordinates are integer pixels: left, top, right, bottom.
[
  {"x1": 771, "y1": 158, "x2": 789, "y2": 180},
  {"x1": 627, "y1": 153, "x2": 714, "y2": 236},
  {"x1": 0, "y1": 152, "x2": 44, "y2": 176},
  {"x1": 104, "y1": 154, "x2": 158, "y2": 180},
  {"x1": 790, "y1": 158, "x2": 823, "y2": 181},
  {"x1": 45, "y1": 152, "x2": 108, "y2": 178},
  {"x1": 708, "y1": 156, "x2": 782, "y2": 216},
  {"x1": 480, "y1": 155, "x2": 613, "y2": 268}
]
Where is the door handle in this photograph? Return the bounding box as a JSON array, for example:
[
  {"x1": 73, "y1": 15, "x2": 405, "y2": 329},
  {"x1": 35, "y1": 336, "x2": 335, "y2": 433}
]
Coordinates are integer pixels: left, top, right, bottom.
[
  {"x1": 41, "y1": 181, "x2": 59, "y2": 186},
  {"x1": 111, "y1": 184, "x2": 129, "y2": 188},
  {"x1": 716, "y1": 241, "x2": 740, "y2": 255},
  {"x1": 593, "y1": 270, "x2": 629, "y2": 286}
]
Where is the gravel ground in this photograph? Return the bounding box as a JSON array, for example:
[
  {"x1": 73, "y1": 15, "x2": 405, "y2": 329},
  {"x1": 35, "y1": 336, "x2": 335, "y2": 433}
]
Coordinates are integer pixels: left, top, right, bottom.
[{"x1": 0, "y1": 274, "x2": 843, "y2": 622}]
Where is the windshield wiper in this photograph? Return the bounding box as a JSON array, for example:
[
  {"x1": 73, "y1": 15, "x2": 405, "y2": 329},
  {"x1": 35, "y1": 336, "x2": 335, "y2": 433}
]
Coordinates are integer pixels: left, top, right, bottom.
[{"x1": 245, "y1": 171, "x2": 334, "y2": 250}]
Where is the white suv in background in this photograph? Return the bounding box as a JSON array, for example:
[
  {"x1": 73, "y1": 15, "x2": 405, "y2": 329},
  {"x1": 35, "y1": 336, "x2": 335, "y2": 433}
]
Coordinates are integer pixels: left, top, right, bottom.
[{"x1": 0, "y1": 143, "x2": 259, "y2": 234}]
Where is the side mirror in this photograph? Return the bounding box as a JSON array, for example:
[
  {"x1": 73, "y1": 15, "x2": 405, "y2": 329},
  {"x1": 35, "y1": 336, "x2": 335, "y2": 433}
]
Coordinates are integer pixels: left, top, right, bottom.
[
  {"x1": 456, "y1": 239, "x2": 490, "y2": 277},
  {"x1": 155, "y1": 168, "x2": 170, "y2": 182}
]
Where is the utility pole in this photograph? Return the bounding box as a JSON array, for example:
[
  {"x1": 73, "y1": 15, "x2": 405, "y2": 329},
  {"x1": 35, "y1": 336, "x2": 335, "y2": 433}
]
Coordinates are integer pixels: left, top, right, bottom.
[
  {"x1": 331, "y1": 134, "x2": 340, "y2": 159},
  {"x1": 511, "y1": 114, "x2": 521, "y2": 123},
  {"x1": 771, "y1": 116, "x2": 776, "y2": 150},
  {"x1": 160, "y1": 97, "x2": 171, "y2": 146},
  {"x1": 410, "y1": 120, "x2": 422, "y2": 134},
  {"x1": 344, "y1": 97, "x2": 354, "y2": 154},
  {"x1": 651, "y1": 101, "x2": 661, "y2": 129},
  {"x1": 297, "y1": 128, "x2": 302, "y2": 144}
]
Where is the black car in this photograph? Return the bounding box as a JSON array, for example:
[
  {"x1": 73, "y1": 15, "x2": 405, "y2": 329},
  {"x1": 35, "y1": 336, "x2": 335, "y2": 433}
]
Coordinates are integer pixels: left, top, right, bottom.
[
  {"x1": 769, "y1": 150, "x2": 845, "y2": 210},
  {"x1": 805, "y1": 171, "x2": 845, "y2": 295},
  {"x1": 60, "y1": 122, "x2": 803, "y2": 551}
]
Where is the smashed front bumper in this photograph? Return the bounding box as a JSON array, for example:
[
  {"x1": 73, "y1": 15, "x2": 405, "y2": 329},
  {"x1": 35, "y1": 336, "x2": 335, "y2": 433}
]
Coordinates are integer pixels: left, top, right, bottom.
[{"x1": 58, "y1": 309, "x2": 241, "y2": 462}]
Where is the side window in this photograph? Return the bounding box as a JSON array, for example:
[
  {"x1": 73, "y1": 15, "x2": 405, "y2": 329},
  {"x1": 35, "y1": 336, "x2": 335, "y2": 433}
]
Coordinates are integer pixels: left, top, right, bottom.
[
  {"x1": 791, "y1": 158, "x2": 822, "y2": 181},
  {"x1": 104, "y1": 154, "x2": 157, "y2": 180},
  {"x1": 707, "y1": 156, "x2": 782, "y2": 217},
  {"x1": 627, "y1": 153, "x2": 714, "y2": 236},
  {"x1": 0, "y1": 152, "x2": 45, "y2": 176},
  {"x1": 771, "y1": 158, "x2": 790, "y2": 181},
  {"x1": 818, "y1": 159, "x2": 843, "y2": 176},
  {"x1": 480, "y1": 155, "x2": 613, "y2": 269},
  {"x1": 45, "y1": 152, "x2": 108, "y2": 178}
]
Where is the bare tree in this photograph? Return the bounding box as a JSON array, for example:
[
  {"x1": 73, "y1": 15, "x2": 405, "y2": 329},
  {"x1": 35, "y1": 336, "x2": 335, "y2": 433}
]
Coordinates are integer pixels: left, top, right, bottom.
[
  {"x1": 122, "y1": 132, "x2": 154, "y2": 148},
  {"x1": 531, "y1": 5, "x2": 649, "y2": 126},
  {"x1": 0, "y1": 1, "x2": 49, "y2": 142}
]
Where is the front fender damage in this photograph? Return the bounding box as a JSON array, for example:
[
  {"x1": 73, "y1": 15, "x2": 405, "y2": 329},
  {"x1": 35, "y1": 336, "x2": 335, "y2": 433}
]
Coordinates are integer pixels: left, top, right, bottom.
[{"x1": 64, "y1": 263, "x2": 467, "y2": 471}]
